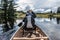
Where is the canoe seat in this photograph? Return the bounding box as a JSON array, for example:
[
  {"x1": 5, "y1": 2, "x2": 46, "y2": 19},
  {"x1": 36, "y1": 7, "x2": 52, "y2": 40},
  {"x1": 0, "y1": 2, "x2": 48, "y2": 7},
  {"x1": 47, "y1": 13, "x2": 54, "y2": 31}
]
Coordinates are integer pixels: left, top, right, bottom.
[{"x1": 13, "y1": 37, "x2": 49, "y2": 40}]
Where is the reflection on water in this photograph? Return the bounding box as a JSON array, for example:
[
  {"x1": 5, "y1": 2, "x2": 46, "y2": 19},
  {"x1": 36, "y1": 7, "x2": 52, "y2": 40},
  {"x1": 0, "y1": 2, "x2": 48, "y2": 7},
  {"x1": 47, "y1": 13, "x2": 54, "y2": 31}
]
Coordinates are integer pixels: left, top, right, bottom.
[
  {"x1": 35, "y1": 18, "x2": 60, "y2": 40},
  {"x1": 35, "y1": 17, "x2": 60, "y2": 24},
  {"x1": 16, "y1": 17, "x2": 60, "y2": 24},
  {"x1": 16, "y1": 18, "x2": 60, "y2": 40},
  {"x1": 56, "y1": 18, "x2": 60, "y2": 24},
  {"x1": 50, "y1": 17, "x2": 60, "y2": 24},
  {"x1": 0, "y1": 17, "x2": 60, "y2": 40}
]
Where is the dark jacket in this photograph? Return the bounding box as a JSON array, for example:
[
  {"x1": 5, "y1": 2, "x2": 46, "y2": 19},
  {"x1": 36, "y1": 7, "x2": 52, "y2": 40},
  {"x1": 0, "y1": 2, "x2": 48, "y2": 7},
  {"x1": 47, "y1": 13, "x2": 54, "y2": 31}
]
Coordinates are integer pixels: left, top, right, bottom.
[{"x1": 23, "y1": 12, "x2": 36, "y2": 30}]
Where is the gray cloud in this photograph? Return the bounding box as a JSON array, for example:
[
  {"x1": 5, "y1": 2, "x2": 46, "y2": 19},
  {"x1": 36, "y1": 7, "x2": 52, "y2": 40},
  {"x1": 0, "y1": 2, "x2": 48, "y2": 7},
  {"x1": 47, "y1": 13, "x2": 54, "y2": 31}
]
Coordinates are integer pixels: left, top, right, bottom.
[{"x1": 16, "y1": 0, "x2": 60, "y2": 12}]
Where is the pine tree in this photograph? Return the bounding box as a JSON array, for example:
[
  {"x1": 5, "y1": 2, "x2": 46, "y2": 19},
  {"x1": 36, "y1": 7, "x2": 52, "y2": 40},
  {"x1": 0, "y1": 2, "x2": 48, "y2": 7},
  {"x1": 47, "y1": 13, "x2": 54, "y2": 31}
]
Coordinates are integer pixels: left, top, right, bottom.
[
  {"x1": 2, "y1": 0, "x2": 10, "y2": 32},
  {"x1": 57, "y1": 7, "x2": 60, "y2": 13},
  {"x1": 1, "y1": 0, "x2": 16, "y2": 32},
  {"x1": 8, "y1": 0, "x2": 16, "y2": 29}
]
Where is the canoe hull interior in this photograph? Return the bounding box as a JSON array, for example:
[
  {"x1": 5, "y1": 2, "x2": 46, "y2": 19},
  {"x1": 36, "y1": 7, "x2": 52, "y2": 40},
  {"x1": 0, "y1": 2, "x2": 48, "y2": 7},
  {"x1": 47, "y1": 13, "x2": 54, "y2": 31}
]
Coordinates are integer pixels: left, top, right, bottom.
[{"x1": 11, "y1": 25, "x2": 49, "y2": 40}]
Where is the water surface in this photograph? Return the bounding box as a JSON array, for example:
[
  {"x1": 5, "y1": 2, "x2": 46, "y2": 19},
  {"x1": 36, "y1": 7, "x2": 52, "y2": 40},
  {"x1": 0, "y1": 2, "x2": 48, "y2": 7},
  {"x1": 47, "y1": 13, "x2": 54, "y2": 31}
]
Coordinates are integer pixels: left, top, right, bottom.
[{"x1": 0, "y1": 18, "x2": 60, "y2": 40}]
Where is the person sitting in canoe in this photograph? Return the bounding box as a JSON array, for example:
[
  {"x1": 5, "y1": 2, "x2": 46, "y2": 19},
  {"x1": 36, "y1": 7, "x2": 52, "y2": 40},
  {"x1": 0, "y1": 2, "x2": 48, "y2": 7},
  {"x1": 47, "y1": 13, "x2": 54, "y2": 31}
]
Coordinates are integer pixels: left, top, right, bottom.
[{"x1": 23, "y1": 10, "x2": 36, "y2": 30}]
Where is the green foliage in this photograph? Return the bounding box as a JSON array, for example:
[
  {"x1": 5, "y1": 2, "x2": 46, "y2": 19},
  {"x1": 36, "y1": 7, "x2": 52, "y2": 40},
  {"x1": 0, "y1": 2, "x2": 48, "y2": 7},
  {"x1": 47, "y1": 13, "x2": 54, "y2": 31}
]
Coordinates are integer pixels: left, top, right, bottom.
[{"x1": 0, "y1": 0, "x2": 16, "y2": 32}]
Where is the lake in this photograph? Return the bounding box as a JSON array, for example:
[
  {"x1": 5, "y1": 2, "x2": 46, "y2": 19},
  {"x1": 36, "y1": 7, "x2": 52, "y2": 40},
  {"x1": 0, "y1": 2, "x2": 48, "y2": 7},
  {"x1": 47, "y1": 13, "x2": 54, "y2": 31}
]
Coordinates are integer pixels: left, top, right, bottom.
[
  {"x1": 16, "y1": 18, "x2": 60, "y2": 40},
  {"x1": 0, "y1": 18, "x2": 60, "y2": 40}
]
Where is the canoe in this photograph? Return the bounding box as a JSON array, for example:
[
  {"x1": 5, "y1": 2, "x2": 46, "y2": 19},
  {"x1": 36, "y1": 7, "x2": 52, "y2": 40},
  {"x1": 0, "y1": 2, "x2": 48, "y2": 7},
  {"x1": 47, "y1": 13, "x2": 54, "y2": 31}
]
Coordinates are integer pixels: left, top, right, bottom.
[{"x1": 10, "y1": 25, "x2": 49, "y2": 40}]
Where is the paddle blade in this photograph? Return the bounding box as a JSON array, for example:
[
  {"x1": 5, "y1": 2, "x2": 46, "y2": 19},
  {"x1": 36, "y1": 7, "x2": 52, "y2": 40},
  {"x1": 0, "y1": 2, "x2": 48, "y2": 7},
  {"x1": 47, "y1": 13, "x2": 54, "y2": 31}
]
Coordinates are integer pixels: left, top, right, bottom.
[{"x1": 18, "y1": 22, "x2": 22, "y2": 27}]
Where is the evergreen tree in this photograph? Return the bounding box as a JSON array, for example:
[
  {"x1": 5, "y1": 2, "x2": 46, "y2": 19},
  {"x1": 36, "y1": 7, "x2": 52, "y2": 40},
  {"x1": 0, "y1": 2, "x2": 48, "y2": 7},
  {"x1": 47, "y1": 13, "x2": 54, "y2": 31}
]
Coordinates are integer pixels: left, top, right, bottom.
[
  {"x1": 8, "y1": 0, "x2": 16, "y2": 29},
  {"x1": 50, "y1": 10, "x2": 52, "y2": 13},
  {"x1": 57, "y1": 7, "x2": 60, "y2": 13},
  {"x1": 1, "y1": 0, "x2": 16, "y2": 32},
  {"x1": 2, "y1": 0, "x2": 10, "y2": 32}
]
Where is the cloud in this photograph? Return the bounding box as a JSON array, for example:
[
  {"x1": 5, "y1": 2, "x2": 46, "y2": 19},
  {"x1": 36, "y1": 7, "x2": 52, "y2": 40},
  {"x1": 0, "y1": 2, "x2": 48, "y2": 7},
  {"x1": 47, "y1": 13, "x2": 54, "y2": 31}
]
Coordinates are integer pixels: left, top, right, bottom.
[
  {"x1": 16, "y1": 0, "x2": 60, "y2": 11},
  {"x1": 44, "y1": 9, "x2": 51, "y2": 13},
  {"x1": 33, "y1": 8, "x2": 45, "y2": 13}
]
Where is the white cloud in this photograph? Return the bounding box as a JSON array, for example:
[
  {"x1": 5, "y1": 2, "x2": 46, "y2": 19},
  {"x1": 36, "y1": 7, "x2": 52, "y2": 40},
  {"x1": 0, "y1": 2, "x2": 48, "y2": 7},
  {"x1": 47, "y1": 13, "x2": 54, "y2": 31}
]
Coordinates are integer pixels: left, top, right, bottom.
[
  {"x1": 44, "y1": 9, "x2": 51, "y2": 13},
  {"x1": 15, "y1": 0, "x2": 60, "y2": 12},
  {"x1": 33, "y1": 8, "x2": 45, "y2": 13}
]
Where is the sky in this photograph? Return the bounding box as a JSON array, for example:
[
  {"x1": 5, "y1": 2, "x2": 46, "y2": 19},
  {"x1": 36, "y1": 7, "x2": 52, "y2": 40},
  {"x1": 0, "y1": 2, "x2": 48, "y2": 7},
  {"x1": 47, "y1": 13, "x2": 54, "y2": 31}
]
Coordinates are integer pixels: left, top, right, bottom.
[
  {"x1": 16, "y1": 0, "x2": 60, "y2": 10},
  {"x1": 0, "y1": 0, "x2": 58, "y2": 13}
]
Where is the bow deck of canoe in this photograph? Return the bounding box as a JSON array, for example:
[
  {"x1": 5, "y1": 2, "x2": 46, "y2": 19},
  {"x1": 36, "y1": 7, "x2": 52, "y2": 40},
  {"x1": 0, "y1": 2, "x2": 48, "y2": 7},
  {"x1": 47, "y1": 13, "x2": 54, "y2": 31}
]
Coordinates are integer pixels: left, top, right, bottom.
[{"x1": 11, "y1": 25, "x2": 49, "y2": 40}]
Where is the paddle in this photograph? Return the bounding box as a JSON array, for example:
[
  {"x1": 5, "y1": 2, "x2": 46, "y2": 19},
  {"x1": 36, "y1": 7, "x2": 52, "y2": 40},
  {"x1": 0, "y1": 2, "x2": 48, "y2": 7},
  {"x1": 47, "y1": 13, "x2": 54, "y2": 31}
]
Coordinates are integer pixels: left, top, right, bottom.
[{"x1": 18, "y1": 22, "x2": 24, "y2": 27}]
